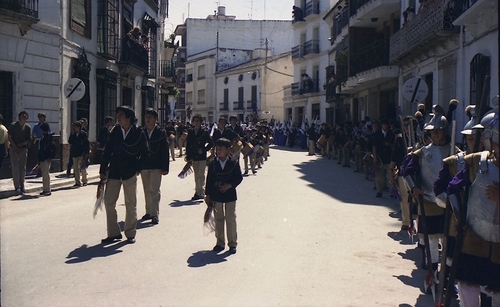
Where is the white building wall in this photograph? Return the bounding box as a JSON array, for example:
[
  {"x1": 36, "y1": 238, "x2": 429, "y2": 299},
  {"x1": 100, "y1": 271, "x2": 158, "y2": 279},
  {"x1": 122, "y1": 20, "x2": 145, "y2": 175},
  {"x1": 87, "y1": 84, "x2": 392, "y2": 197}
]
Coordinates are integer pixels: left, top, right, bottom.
[
  {"x1": 185, "y1": 19, "x2": 293, "y2": 57},
  {"x1": 0, "y1": 17, "x2": 61, "y2": 131}
]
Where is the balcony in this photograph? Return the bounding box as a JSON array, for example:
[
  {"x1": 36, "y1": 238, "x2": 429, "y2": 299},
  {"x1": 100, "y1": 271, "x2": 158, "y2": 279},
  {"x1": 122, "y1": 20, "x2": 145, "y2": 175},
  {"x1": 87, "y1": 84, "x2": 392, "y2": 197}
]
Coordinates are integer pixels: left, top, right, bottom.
[
  {"x1": 350, "y1": 39, "x2": 388, "y2": 77},
  {"x1": 325, "y1": 83, "x2": 337, "y2": 101},
  {"x1": 291, "y1": 79, "x2": 320, "y2": 96},
  {"x1": 159, "y1": 60, "x2": 176, "y2": 83},
  {"x1": 0, "y1": 0, "x2": 39, "y2": 34},
  {"x1": 292, "y1": 45, "x2": 304, "y2": 59},
  {"x1": 304, "y1": 40, "x2": 320, "y2": 56},
  {"x1": 331, "y1": 8, "x2": 349, "y2": 43},
  {"x1": 247, "y1": 100, "x2": 257, "y2": 111},
  {"x1": 452, "y1": 0, "x2": 497, "y2": 37},
  {"x1": 304, "y1": 0, "x2": 320, "y2": 18},
  {"x1": 119, "y1": 37, "x2": 148, "y2": 75},
  {"x1": 233, "y1": 101, "x2": 244, "y2": 111},
  {"x1": 349, "y1": 0, "x2": 399, "y2": 28},
  {"x1": 389, "y1": 0, "x2": 460, "y2": 63},
  {"x1": 220, "y1": 102, "x2": 229, "y2": 111}
]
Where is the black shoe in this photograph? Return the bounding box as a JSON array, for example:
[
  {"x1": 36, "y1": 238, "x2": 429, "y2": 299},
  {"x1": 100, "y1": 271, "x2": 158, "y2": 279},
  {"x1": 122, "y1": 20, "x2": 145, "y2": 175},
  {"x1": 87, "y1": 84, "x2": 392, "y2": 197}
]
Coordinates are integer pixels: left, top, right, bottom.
[
  {"x1": 151, "y1": 216, "x2": 159, "y2": 224},
  {"x1": 252, "y1": 170, "x2": 257, "y2": 174},
  {"x1": 142, "y1": 214, "x2": 151, "y2": 220},
  {"x1": 40, "y1": 191, "x2": 51, "y2": 196},
  {"x1": 73, "y1": 183, "x2": 81, "y2": 187},
  {"x1": 212, "y1": 245, "x2": 224, "y2": 252},
  {"x1": 126, "y1": 237, "x2": 136, "y2": 244},
  {"x1": 82, "y1": 182, "x2": 88, "y2": 186},
  {"x1": 376, "y1": 193, "x2": 382, "y2": 198},
  {"x1": 191, "y1": 194, "x2": 203, "y2": 200},
  {"x1": 229, "y1": 247, "x2": 237, "y2": 254},
  {"x1": 101, "y1": 234, "x2": 122, "y2": 243},
  {"x1": 243, "y1": 171, "x2": 248, "y2": 175}
]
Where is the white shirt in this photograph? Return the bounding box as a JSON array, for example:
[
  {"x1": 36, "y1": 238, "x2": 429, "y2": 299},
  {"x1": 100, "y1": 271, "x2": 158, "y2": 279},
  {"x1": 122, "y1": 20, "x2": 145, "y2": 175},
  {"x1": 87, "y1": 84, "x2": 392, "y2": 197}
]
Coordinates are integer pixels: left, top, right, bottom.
[
  {"x1": 146, "y1": 127, "x2": 154, "y2": 139},
  {"x1": 121, "y1": 126, "x2": 131, "y2": 140},
  {"x1": 218, "y1": 157, "x2": 228, "y2": 170}
]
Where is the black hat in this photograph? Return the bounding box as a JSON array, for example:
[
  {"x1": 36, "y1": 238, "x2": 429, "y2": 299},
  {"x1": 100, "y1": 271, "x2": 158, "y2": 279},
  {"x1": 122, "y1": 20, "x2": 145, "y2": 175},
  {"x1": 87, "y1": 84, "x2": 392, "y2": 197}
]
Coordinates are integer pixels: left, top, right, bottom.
[
  {"x1": 116, "y1": 105, "x2": 137, "y2": 123},
  {"x1": 145, "y1": 107, "x2": 158, "y2": 119}
]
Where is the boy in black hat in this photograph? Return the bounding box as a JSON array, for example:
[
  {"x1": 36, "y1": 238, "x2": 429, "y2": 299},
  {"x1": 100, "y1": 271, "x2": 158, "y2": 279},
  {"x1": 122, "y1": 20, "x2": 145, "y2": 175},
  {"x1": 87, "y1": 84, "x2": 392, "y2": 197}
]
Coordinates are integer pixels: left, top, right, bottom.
[
  {"x1": 205, "y1": 138, "x2": 243, "y2": 254},
  {"x1": 186, "y1": 114, "x2": 213, "y2": 200},
  {"x1": 100, "y1": 105, "x2": 149, "y2": 244},
  {"x1": 140, "y1": 108, "x2": 169, "y2": 224}
]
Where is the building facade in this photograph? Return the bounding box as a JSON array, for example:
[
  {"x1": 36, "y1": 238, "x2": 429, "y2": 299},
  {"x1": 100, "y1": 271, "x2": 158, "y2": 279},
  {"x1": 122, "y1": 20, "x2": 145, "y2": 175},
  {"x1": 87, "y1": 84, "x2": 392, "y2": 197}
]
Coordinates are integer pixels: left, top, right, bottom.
[
  {"x1": 0, "y1": 0, "x2": 170, "y2": 176},
  {"x1": 173, "y1": 7, "x2": 293, "y2": 122}
]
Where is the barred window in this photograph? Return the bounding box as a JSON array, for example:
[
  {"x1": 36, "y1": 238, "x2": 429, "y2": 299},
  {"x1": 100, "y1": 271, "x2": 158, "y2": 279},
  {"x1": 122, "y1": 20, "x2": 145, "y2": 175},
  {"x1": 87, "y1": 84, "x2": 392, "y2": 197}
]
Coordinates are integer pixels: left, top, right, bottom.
[
  {"x1": 469, "y1": 54, "x2": 490, "y2": 106},
  {"x1": 96, "y1": 69, "x2": 118, "y2": 132},
  {"x1": 97, "y1": 0, "x2": 119, "y2": 59}
]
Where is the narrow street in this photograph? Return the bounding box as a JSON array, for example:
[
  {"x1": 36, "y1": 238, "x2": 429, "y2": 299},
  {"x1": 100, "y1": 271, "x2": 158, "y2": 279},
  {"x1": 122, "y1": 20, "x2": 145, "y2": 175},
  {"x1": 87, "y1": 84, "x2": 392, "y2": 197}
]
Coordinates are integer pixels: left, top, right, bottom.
[{"x1": 1, "y1": 146, "x2": 436, "y2": 306}]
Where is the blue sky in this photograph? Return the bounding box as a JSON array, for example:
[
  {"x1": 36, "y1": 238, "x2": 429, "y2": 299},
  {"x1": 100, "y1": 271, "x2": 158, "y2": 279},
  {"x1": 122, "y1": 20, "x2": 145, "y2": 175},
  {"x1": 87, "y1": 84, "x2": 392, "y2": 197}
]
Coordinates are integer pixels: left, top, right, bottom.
[{"x1": 167, "y1": 0, "x2": 293, "y2": 31}]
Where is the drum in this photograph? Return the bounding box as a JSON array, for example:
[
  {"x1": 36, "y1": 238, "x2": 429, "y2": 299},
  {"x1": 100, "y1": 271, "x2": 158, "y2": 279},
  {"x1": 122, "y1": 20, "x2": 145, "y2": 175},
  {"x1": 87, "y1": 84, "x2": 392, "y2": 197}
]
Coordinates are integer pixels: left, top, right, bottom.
[
  {"x1": 316, "y1": 135, "x2": 327, "y2": 149},
  {"x1": 179, "y1": 131, "x2": 188, "y2": 142},
  {"x1": 168, "y1": 134, "x2": 176, "y2": 143},
  {"x1": 229, "y1": 140, "x2": 243, "y2": 157},
  {"x1": 241, "y1": 143, "x2": 254, "y2": 157}
]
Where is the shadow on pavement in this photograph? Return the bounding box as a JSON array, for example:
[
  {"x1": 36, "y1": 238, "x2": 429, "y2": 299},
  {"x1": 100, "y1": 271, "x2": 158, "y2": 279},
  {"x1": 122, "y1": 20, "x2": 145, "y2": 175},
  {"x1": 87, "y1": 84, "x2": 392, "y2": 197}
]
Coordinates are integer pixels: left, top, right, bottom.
[
  {"x1": 187, "y1": 250, "x2": 231, "y2": 267},
  {"x1": 65, "y1": 241, "x2": 127, "y2": 263},
  {"x1": 292, "y1": 157, "x2": 399, "y2": 209},
  {"x1": 10, "y1": 194, "x2": 40, "y2": 201},
  {"x1": 169, "y1": 199, "x2": 203, "y2": 207},
  {"x1": 387, "y1": 230, "x2": 418, "y2": 246},
  {"x1": 118, "y1": 220, "x2": 154, "y2": 230}
]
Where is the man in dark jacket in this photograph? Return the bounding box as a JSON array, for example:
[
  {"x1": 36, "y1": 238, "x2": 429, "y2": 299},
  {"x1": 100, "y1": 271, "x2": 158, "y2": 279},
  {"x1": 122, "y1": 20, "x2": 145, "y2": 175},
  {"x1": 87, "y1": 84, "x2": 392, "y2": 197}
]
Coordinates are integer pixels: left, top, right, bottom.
[
  {"x1": 68, "y1": 121, "x2": 89, "y2": 187},
  {"x1": 140, "y1": 108, "x2": 169, "y2": 224},
  {"x1": 372, "y1": 119, "x2": 395, "y2": 197},
  {"x1": 205, "y1": 138, "x2": 243, "y2": 254},
  {"x1": 306, "y1": 123, "x2": 317, "y2": 156},
  {"x1": 37, "y1": 123, "x2": 56, "y2": 196},
  {"x1": 165, "y1": 121, "x2": 176, "y2": 161},
  {"x1": 100, "y1": 105, "x2": 148, "y2": 244},
  {"x1": 186, "y1": 114, "x2": 213, "y2": 200}
]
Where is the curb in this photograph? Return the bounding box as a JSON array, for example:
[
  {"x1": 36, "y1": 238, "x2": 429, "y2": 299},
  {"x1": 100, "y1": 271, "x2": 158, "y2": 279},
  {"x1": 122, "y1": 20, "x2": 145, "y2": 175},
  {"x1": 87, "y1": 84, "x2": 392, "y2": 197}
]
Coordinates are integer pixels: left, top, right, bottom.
[{"x1": 0, "y1": 175, "x2": 100, "y2": 199}]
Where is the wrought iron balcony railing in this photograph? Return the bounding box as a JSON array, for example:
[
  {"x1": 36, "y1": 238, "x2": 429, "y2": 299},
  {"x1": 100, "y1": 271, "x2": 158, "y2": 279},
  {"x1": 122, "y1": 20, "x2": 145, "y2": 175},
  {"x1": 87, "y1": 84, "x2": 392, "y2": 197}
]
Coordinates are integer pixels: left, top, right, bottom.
[
  {"x1": 325, "y1": 83, "x2": 337, "y2": 100},
  {"x1": 233, "y1": 101, "x2": 244, "y2": 110},
  {"x1": 159, "y1": 60, "x2": 176, "y2": 80},
  {"x1": 449, "y1": 0, "x2": 479, "y2": 22},
  {"x1": 305, "y1": 0, "x2": 320, "y2": 18},
  {"x1": 389, "y1": 0, "x2": 459, "y2": 63},
  {"x1": 350, "y1": 39, "x2": 388, "y2": 76},
  {"x1": 291, "y1": 79, "x2": 320, "y2": 96},
  {"x1": 332, "y1": 8, "x2": 349, "y2": 42},
  {"x1": 304, "y1": 40, "x2": 320, "y2": 56},
  {"x1": 349, "y1": 0, "x2": 372, "y2": 16},
  {"x1": 0, "y1": 0, "x2": 39, "y2": 18},
  {"x1": 120, "y1": 37, "x2": 148, "y2": 72},
  {"x1": 220, "y1": 102, "x2": 229, "y2": 111},
  {"x1": 292, "y1": 45, "x2": 304, "y2": 59}
]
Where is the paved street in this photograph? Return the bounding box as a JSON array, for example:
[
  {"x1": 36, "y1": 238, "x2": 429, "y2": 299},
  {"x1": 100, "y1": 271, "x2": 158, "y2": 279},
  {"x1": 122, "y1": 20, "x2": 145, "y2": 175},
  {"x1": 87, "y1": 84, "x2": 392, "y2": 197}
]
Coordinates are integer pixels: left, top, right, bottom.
[{"x1": 1, "y1": 146, "x2": 436, "y2": 306}]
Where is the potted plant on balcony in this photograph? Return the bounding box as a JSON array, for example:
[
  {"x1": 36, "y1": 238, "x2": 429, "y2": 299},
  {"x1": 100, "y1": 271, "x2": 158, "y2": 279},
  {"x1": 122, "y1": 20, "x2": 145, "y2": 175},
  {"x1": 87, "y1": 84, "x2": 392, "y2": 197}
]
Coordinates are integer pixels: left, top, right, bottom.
[{"x1": 164, "y1": 34, "x2": 178, "y2": 59}]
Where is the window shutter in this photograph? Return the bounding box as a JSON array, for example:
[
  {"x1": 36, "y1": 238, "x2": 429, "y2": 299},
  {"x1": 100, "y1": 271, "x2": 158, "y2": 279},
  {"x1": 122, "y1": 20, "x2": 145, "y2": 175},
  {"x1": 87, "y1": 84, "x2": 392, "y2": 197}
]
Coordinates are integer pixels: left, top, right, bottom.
[{"x1": 72, "y1": 0, "x2": 87, "y2": 27}]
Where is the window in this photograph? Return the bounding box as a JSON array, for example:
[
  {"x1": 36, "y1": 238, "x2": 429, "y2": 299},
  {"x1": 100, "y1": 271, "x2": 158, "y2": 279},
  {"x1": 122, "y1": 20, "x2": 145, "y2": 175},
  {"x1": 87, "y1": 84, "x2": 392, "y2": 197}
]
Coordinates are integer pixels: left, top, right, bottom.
[
  {"x1": 96, "y1": 69, "x2": 118, "y2": 134},
  {"x1": 122, "y1": 4, "x2": 133, "y2": 35},
  {"x1": 70, "y1": 0, "x2": 91, "y2": 38},
  {"x1": 97, "y1": 0, "x2": 119, "y2": 59},
  {"x1": 224, "y1": 89, "x2": 229, "y2": 104},
  {"x1": 186, "y1": 68, "x2": 193, "y2": 82},
  {"x1": 198, "y1": 89, "x2": 205, "y2": 104},
  {"x1": 198, "y1": 65, "x2": 205, "y2": 80},
  {"x1": 251, "y1": 85, "x2": 257, "y2": 112},
  {"x1": 470, "y1": 54, "x2": 490, "y2": 106},
  {"x1": 0, "y1": 72, "x2": 13, "y2": 127},
  {"x1": 186, "y1": 91, "x2": 193, "y2": 105}
]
